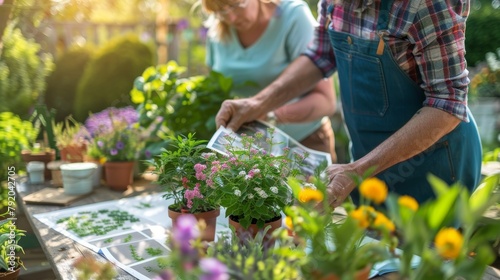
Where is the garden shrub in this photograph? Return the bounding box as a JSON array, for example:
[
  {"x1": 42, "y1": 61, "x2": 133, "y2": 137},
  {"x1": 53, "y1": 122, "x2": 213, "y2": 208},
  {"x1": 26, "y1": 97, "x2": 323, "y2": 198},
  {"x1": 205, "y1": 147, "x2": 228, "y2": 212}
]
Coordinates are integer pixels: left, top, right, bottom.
[
  {"x1": 0, "y1": 21, "x2": 54, "y2": 118},
  {"x1": 466, "y1": 2, "x2": 500, "y2": 66},
  {"x1": 44, "y1": 45, "x2": 95, "y2": 122},
  {"x1": 73, "y1": 34, "x2": 155, "y2": 121}
]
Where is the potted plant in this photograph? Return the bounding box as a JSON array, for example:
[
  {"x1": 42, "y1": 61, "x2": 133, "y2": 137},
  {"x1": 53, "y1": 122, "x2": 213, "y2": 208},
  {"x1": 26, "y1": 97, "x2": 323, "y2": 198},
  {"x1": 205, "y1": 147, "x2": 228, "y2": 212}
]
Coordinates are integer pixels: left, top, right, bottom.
[
  {"x1": 150, "y1": 133, "x2": 220, "y2": 242},
  {"x1": 0, "y1": 219, "x2": 26, "y2": 279},
  {"x1": 153, "y1": 214, "x2": 300, "y2": 280},
  {"x1": 52, "y1": 116, "x2": 90, "y2": 162},
  {"x1": 92, "y1": 116, "x2": 143, "y2": 191},
  {"x1": 284, "y1": 176, "x2": 390, "y2": 280},
  {"x1": 0, "y1": 112, "x2": 40, "y2": 183},
  {"x1": 284, "y1": 172, "x2": 500, "y2": 280},
  {"x1": 197, "y1": 128, "x2": 307, "y2": 241},
  {"x1": 130, "y1": 61, "x2": 233, "y2": 161}
]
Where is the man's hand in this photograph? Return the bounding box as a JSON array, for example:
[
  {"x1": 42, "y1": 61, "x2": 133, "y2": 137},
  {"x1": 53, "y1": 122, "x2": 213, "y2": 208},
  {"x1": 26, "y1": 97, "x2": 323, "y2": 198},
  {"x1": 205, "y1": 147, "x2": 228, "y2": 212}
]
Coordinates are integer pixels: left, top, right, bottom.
[{"x1": 324, "y1": 164, "x2": 358, "y2": 208}]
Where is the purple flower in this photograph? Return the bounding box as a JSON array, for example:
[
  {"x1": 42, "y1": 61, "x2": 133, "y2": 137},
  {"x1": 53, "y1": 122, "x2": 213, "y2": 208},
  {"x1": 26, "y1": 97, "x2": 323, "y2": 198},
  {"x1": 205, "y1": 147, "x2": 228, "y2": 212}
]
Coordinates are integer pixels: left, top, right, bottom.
[
  {"x1": 199, "y1": 258, "x2": 229, "y2": 280},
  {"x1": 144, "y1": 150, "x2": 152, "y2": 159},
  {"x1": 115, "y1": 141, "x2": 124, "y2": 150},
  {"x1": 85, "y1": 106, "x2": 139, "y2": 136},
  {"x1": 176, "y1": 19, "x2": 189, "y2": 30},
  {"x1": 153, "y1": 270, "x2": 174, "y2": 280},
  {"x1": 97, "y1": 140, "x2": 104, "y2": 147},
  {"x1": 110, "y1": 149, "x2": 118, "y2": 156},
  {"x1": 173, "y1": 215, "x2": 199, "y2": 254}
]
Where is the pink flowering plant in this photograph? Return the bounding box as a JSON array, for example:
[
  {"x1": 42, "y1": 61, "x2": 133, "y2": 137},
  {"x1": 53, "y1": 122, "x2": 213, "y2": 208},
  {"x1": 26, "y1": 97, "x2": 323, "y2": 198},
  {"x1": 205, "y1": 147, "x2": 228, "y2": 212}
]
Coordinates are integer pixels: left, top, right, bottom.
[
  {"x1": 201, "y1": 128, "x2": 308, "y2": 229},
  {"x1": 151, "y1": 133, "x2": 218, "y2": 213}
]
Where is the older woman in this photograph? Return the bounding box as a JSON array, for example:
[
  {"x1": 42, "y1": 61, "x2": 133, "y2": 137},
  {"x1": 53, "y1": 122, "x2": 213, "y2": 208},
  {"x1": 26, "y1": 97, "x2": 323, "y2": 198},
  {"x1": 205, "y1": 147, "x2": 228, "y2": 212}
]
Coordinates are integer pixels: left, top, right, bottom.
[{"x1": 201, "y1": 0, "x2": 338, "y2": 162}]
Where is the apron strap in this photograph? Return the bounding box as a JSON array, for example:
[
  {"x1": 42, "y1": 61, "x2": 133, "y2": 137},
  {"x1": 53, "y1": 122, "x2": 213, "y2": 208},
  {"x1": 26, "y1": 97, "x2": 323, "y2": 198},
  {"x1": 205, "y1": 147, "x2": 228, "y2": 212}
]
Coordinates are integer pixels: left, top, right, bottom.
[{"x1": 377, "y1": 0, "x2": 394, "y2": 30}]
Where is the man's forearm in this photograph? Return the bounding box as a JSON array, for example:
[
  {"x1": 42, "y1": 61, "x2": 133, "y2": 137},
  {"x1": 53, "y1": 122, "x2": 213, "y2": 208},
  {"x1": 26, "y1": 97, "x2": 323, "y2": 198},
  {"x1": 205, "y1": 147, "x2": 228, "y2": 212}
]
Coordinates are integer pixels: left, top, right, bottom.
[{"x1": 353, "y1": 107, "x2": 462, "y2": 176}]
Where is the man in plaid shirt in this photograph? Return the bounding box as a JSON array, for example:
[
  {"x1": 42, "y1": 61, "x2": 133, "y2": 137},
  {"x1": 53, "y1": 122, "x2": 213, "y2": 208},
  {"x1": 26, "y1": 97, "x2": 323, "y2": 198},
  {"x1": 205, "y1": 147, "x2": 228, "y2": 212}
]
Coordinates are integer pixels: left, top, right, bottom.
[{"x1": 215, "y1": 0, "x2": 481, "y2": 207}]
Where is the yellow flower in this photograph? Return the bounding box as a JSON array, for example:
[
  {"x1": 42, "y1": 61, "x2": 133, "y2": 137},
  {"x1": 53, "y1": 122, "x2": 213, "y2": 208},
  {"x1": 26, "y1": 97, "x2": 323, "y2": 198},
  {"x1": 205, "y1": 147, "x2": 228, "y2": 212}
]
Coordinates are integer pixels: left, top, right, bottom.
[
  {"x1": 285, "y1": 216, "x2": 293, "y2": 230},
  {"x1": 298, "y1": 188, "x2": 324, "y2": 203},
  {"x1": 359, "y1": 177, "x2": 388, "y2": 204},
  {"x1": 398, "y1": 195, "x2": 419, "y2": 211},
  {"x1": 435, "y1": 228, "x2": 463, "y2": 260},
  {"x1": 373, "y1": 212, "x2": 395, "y2": 232},
  {"x1": 349, "y1": 205, "x2": 375, "y2": 229}
]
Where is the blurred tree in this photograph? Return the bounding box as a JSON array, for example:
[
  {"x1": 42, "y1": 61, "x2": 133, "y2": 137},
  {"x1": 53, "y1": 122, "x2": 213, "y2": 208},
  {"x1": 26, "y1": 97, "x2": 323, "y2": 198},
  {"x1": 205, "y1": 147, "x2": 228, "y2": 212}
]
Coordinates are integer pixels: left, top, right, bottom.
[{"x1": 0, "y1": 0, "x2": 16, "y2": 43}]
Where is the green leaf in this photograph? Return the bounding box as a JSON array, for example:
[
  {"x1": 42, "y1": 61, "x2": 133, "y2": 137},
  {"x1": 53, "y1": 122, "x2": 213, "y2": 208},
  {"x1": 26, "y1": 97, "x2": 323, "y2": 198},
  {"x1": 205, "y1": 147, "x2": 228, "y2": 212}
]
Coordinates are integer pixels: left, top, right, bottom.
[
  {"x1": 470, "y1": 174, "x2": 499, "y2": 215},
  {"x1": 427, "y1": 173, "x2": 450, "y2": 198}
]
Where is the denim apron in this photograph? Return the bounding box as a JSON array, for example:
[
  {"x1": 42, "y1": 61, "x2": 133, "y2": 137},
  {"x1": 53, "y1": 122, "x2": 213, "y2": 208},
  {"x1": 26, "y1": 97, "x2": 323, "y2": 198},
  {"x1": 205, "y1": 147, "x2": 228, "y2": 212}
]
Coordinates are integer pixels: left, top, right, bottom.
[{"x1": 327, "y1": 0, "x2": 482, "y2": 203}]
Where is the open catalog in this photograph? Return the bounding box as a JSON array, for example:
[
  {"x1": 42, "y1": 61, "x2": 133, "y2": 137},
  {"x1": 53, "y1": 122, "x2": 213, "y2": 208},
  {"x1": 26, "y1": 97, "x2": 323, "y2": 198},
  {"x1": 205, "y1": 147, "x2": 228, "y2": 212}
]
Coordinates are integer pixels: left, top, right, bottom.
[{"x1": 207, "y1": 120, "x2": 333, "y2": 177}]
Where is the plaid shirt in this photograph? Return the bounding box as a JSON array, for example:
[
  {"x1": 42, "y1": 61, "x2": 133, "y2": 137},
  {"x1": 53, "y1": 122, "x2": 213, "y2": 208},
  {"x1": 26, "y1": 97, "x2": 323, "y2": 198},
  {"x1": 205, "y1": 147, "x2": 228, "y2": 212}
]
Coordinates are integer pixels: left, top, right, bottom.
[{"x1": 304, "y1": 0, "x2": 470, "y2": 121}]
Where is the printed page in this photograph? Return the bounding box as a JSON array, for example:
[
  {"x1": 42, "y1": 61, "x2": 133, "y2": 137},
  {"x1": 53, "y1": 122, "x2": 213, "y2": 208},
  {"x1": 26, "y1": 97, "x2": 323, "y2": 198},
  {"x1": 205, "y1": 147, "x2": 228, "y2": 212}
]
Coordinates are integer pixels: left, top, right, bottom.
[{"x1": 207, "y1": 120, "x2": 332, "y2": 177}]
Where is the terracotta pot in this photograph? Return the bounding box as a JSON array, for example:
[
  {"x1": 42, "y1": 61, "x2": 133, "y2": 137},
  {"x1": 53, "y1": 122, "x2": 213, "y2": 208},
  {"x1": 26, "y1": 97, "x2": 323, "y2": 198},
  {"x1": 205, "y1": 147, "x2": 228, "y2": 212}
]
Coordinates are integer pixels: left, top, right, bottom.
[
  {"x1": 168, "y1": 208, "x2": 220, "y2": 242},
  {"x1": 59, "y1": 144, "x2": 87, "y2": 162},
  {"x1": 228, "y1": 215, "x2": 282, "y2": 247},
  {"x1": 0, "y1": 267, "x2": 21, "y2": 280},
  {"x1": 104, "y1": 161, "x2": 134, "y2": 191},
  {"x1": 21, "y1": 149, "x2": 56, "y2": 181},
  {"x1": 312, "y1": 265, "x2": 372, "y2": 280}
]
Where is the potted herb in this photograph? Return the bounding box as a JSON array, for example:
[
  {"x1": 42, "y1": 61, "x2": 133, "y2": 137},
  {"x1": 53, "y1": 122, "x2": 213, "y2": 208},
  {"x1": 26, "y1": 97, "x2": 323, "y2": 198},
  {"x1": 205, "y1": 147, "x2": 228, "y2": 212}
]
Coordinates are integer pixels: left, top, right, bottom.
[
  {"x1": 92, "y1": 117, "x2": 143, "y2": 191},
  {"x1": 150, "y1": 133, "x2": 220, "y2": 242},
  {"x1": 53, "y1": 116, "x2": 90, "y2": 162},
  {"x1": 197, "y1": 128, "x2": 307, "y2": 241},
  {"x1": 0, "y1": 219, "x2": 26, "y2": 279}
]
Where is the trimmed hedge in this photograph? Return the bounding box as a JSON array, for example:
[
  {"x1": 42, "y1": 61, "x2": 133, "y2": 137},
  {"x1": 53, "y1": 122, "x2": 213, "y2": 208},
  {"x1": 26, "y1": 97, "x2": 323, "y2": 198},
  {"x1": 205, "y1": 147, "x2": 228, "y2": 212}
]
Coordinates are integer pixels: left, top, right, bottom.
[
  {"x1": 73, "y1": 34, "x2": 154, "y2": 121},
  {"x1": 44, "y1": 45, "x2": 95, "y2": 122},
  {"x1": 466, "y1": 3, "x2": 500, "y2": 66},
  {"x1": 0, "y1": 22, "x2": 54, "y2": 118}
]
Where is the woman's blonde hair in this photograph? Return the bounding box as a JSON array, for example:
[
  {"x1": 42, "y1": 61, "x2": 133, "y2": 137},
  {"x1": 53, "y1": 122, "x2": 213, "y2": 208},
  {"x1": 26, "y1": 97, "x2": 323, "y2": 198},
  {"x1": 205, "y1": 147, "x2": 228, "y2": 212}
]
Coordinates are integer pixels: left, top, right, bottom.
[{"x1": 199, "y1": 0, "x2": 281, "y2": 41}]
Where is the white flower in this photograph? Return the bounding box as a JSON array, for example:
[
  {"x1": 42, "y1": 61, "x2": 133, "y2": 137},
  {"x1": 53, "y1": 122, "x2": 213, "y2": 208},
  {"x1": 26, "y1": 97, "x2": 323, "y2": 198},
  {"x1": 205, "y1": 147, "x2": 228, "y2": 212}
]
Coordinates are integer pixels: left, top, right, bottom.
[
  {"x1": 234, "y1": 189, "x2": 241, "y2": 197},
  {"x1": 248, "y1": 194, "x2": 254, "y2": 199},
  {"x1": 239, "y1": 171, "x2": 246, "y2": 176},
  {"x1": 270, "y1": 186, "x2": 279, "y2": 194}
]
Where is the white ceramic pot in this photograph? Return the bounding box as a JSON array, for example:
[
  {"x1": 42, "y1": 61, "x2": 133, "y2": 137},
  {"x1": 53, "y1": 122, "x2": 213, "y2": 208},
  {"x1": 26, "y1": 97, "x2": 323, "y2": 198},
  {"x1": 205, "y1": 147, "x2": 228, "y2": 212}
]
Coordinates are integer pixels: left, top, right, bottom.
[
  {"x1": 26, "y1": 161, "x2": 45, "y2": 184},
  {"x1": 60, "y1": 162, "x2": 97, "y2": 195}
]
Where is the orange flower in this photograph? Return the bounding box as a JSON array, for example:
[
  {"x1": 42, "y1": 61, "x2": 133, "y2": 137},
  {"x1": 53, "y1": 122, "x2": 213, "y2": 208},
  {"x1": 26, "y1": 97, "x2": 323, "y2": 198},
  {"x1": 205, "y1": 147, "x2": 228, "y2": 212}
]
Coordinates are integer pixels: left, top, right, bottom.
[
  {"x1": 435, "y1": 228, "x2": 463, "y2": 260},
  {"x1": 359, "y1": 177, "x2": 388, "y2": 204},
  {"x1": 298, "y1": 188, "x2": 324, "y2": 203},
  {"x1": 398, "y1": 195, "x2": 419, "y2": 211},
  {"x1": 349, "y1": 205, "x2": 375, "y2": 229},
  {"x1": 285, "y1": 216, "x2": 293, "y2": 230},
  {"x1": 373, "y1": 212, "x2": 395, "y2": 232}
]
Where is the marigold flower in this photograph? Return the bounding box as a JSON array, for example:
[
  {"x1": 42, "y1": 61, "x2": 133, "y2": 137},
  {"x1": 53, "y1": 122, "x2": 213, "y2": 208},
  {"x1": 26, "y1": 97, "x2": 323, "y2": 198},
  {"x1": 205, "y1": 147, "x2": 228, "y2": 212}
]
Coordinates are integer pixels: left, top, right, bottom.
[
  {"x1": 349, "y1": 205, "x2": 375, "y2": 228},
  {"x1": 435, "y1": 228, "x2": 463, "y2": 260},
  {"x1": 373, "y1": 212, "x2": 395, "y2": 232},
  {"x1": 398, "y1": 195, "x2": 419, "y2": 211},
  {"x1": 285, "y1": 216, "x2": 293, "y2": 230},
  {"x1": 298, "y1": 188, "x2": 324, "y2": 203},
  {"x1": 359, "y1": 177, "x2": 388, "y2": 204}
]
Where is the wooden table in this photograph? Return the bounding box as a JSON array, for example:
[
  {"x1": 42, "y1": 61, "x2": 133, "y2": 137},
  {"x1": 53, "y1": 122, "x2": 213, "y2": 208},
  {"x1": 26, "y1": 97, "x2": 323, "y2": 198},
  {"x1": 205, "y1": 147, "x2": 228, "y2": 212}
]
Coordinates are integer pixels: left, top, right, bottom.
[{"x1": 14, "y1": 175, "x2": 500, "y2": 280}]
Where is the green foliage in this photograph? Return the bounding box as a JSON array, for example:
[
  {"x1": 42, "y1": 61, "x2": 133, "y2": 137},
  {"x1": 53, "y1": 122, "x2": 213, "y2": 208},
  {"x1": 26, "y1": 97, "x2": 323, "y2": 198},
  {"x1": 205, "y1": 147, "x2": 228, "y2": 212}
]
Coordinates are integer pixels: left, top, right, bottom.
[
  {"x1": 0, "y1": 219, "x2": 26, "y2": 272},
  {"x1": 199, "y1": 129, "x2": 306, "y2": 229},
  {"x1": 150, "y1": 133, "x2": 217, "y2": 213},
  {"x1": 74, "y1": 34, "x2": 154, "y2": 121},
  {"x1": 206, "y1": 229, "x2": 302, "y2": 280},
  {"x1": 0, "y1": 21, "x2": 54, "y2": 117},
  {"x1": 466, "y1": 3, "x2": 500, "y2": 66},
  {"x1": 52, "y1": 116, "x2": 90, "y2": 149},
  {"x1": 0, "y1": 112, "x2": 39, "y2": 182},
  {"x1": 45, "y1": 45, "x2": 95, "y2": 122},
  {"x1": 131, "y1": 61, "x2": 233, "y2": 142}
]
